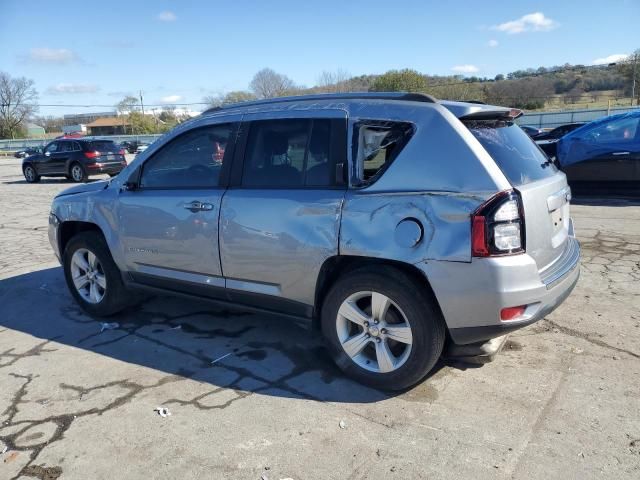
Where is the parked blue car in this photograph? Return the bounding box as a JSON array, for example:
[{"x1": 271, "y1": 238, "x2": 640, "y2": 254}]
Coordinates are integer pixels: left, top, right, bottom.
[{"x1": 556, "y1": 111, "x2": 640, "y2": 186}]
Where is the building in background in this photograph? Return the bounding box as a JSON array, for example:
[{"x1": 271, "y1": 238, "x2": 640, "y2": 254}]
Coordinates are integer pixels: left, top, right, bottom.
[
  {"x1": 63, "y1": 111, "x2": 117, "y2": 126},
  {"x1": 26, "y1": 123, "x2": 45, "y2": 137},
  {"x1": 86, "y1": 117, "x2": 131, "y2": 135},
  {"x1": 62, "y1": 124, "x2": 87, "y2": 135}
]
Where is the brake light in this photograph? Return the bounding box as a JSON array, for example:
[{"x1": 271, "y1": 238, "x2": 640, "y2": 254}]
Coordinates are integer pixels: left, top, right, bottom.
[
  {"x1": 84, "y1": 151, "x2": 99, "y2": 159},
  {"x1": 471, "y1": 191, "x2": 525, "y2": 257}
]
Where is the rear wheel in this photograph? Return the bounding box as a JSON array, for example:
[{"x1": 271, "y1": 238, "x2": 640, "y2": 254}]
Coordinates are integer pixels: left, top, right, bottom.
[
  {"x1": 23, "y1": 164, "x2": 40, "y2": 183},
  {"x1": 70, "y1": 162, "x2": 87, "y2": 183},
  {"x1": 63, "y1": 231, "x2": 134, "y2": 316},
  {"x1": 321, "y1": 266, "x2": 445, "y2": 390}
]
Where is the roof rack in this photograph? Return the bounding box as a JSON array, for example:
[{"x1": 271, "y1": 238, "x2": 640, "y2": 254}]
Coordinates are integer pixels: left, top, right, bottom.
[{"x1": 202, "y1": 92, "x2": 437, "y2": 114}]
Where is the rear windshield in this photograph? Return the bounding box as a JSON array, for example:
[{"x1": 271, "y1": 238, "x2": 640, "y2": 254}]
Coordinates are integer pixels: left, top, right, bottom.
[
  {"x1": 465, "y1": 120, "x2": 557, "y2": 186},
  {"x1": 86, "y1": 141, "x2": 119, "y2": 152}
]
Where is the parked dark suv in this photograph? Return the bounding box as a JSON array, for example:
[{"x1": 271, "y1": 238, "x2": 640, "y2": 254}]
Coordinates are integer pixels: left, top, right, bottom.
[{"x1": 23, "y1": 138, "x2": 127, "y2": 183}]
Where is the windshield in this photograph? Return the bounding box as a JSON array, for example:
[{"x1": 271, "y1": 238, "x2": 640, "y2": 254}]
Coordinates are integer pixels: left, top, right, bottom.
[{"x1": 465, "y1": 120, "x2": 558, "y2": 186}]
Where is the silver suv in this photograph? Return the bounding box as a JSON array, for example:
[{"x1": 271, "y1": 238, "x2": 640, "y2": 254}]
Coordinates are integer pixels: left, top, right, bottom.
[{"x1": 48, "y1": 93, "x2": 580, "y2": 390}]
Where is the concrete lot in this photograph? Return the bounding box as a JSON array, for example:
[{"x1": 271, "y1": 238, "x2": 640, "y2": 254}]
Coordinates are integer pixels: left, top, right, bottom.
[{"x1": 0, "y1": 155, "x2": 639, "y2": 479}]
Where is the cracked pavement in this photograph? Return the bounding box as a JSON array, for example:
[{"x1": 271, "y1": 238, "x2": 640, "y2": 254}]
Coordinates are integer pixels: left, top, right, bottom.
[{"x1": 0, "y1": 156, "x2": 639, "y2": 479}]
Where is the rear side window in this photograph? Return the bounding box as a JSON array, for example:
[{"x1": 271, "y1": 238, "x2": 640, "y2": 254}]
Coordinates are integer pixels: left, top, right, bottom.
[
  {"x1": 87, "y1": 141, "x2": 119, "y2": 152},
  {"x1": 242, "y1": 119, "x2": 334, "y2": 187},
  {"x1": 465, "y1": 120, "x2": 557, "y2": 186},
  {"x1": 353, "y1": 121, "x2": 414, "y2": 186}
]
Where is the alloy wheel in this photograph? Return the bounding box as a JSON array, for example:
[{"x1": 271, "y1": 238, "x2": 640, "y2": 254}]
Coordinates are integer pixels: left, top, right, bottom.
[
  {"x1": 70, "y1": 248, "x2": 106, "y2": 303},
  {"x1": 336, "y1": 291, "x2": 413, "y2": 373}
]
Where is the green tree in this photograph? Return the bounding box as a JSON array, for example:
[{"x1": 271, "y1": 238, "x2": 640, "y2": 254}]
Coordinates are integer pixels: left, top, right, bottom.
[{"x1": 370, "y1": 69, "x2": 429, "y2": 92}]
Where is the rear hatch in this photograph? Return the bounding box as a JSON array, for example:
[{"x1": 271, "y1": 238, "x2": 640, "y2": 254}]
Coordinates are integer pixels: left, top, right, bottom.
[
  {"x1": 465, "y1": 118, "x2": 571, "y2": 271},
  {"x1": 86, "y1": 140, "x2": 125, "y2": 164}
]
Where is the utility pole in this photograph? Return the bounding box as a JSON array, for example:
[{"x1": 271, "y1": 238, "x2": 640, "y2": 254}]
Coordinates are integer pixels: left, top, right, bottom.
[
  {"x1": 139, "y1": 90, "x2": 145, "y2": 116},
  {"x1": 632, "y1": 53, "x2": 637, "y2": 106}
]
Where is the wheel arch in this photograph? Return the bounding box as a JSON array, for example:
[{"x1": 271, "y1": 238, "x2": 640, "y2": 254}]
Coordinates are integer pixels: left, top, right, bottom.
[
  {"x1": 313, "y1": 255, "x2": 444, "y2": 330},
  {"x1": 58, "y1": 221, "x2": 106, "y2": 257}
]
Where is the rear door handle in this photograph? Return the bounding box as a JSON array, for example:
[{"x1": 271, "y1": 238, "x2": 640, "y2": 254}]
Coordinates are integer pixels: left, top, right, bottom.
[{"x1": 184, "y1": 201, "x2": 214, "y2": 212}]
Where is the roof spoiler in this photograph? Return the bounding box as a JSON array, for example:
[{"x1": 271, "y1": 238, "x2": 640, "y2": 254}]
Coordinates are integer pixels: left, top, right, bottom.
[{"x1": 460, "y1": 108, "x2": 523, "y2": 121}]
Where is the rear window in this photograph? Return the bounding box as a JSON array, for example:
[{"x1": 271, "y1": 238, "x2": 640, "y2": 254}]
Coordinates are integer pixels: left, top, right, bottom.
[
  {"x1": 86, "y1": 141, "x2": 119, "y2": 152},
  {"x1": 465, "y1": 120, "x2": 557, "y2": 186}
]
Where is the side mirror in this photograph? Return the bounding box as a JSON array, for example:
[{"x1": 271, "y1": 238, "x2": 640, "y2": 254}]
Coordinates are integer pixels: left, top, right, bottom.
[
  {"x1": 44, "y1": 151, "x2": 51, "y2": 156},
  {"x1": 121, "y1": 167, "x2": 140, "y2": 192}
]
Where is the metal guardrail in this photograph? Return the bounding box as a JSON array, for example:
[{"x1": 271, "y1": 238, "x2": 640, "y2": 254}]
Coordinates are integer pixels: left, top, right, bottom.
[
  {"x1": 0, "y1": 134, "x2": 163, "y2": 152},
  {"x1": 518, "y1": 105, "x2": 640, "y2": 128}
]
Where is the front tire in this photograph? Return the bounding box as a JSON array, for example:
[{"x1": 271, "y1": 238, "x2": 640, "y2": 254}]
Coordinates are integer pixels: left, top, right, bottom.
[
  {"x1": 63, "y1": 231, "x2": 133, "y2": 316},
  {"x1": 70, "y1": 162, "x2": 87, "y2": 183},
  {"x1": 321, "y1": 266, "x2": 445, "y2": 390},
  {"x1": 23, "y1": 164, "x2": 41, "y2": 183}
]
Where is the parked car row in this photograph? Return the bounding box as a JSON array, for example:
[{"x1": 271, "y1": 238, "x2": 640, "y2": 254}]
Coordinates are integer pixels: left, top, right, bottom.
[
  {"x1": 14, "y1": 147, "x2": 42, "y2": 158},
  {"x1": 119, "y1": 140, "x2": 150, "y2": 154}
]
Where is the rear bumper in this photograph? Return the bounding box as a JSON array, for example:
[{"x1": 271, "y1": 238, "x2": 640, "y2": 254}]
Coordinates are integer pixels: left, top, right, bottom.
[
  {"x1": 420, "y1": 235, "x2": 581, "y2": 345},
  {"x1": 86, "y1": 162, "x2": 125, "y2": 175}
]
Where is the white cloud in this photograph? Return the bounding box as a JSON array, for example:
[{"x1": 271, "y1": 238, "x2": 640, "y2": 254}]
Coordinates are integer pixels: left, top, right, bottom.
[
  {"x1": 451, "y1": 65, "x2": 479, "y2": 74},
  {"x1": 160, "y1": 95, "x2": 183, "y2": 103},
  {"x1": 46, "y1": 83, "x2": 100, "y2": 95},
  {"x1": 24, "y1": 48, "x2": 80, "y2": 64},
  {"x1": 156, "y1": 11, "x2": 177, "y2": 22},
  {"x1": 592, "y1": 53, "x2": 629, "y2": 65},
  {"x1": 492, "y1": 12, "x2": 558, "y2": 34},
  {"x1": 487, "y1": 39, "x2": 499, "y2": 48}
]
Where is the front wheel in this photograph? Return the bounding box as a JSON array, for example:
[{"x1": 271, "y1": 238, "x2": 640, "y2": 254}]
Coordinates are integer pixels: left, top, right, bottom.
[
  {"x1": 70, "y1": 163, "x2": 87, "y2": 182},
  {"x1": 321, "y1": 266, "x2": 445, "y2": 390},
  {"x1": 23, "y1": 164, "x2": 41, "y2": 183},
  {"x1": 63, "y1": 231, "x2": 134, "y2": 316}
]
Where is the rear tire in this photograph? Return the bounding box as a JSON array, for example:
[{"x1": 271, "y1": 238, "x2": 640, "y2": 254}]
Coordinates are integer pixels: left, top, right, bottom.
[
  {"x1": 70, "y1": 162, "x2": 87, "y2": 183},
  {"x1": 321, "y1": 266, "x2": 445, "y2": 390},
  {"x1": 63, "y1": 231, "x2": 134, "y2": 316},
  {"x1": 23, "y1": 164, "x2": 41, "y2": 183}
]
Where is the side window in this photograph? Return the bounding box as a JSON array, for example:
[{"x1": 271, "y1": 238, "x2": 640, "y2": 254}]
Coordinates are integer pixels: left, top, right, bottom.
[
  {"x1": 60, "y1": 142, "x2": 72, "y2": 153},
  {"x1": 353, "y1": 121, "x2": 414, "y2": 186},
  {"x1": 73, "y1": 142, "x2": 81, "y2": 151},
  {"x1": 242, "y1": 119, "x2": 334, "y2": 187},
  {"x1": 588, "y1": 116, "x2": 639, "y2": 144},
  {"x1": 140, "y1": 124, "x2": 234, "y2": 189},
  {"x1": 45, "y1": 142, "x2": 59, "y2": 154}
]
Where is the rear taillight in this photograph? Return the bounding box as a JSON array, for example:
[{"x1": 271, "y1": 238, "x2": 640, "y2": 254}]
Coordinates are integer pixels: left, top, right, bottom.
[
  {"x1": 84, "y1": 151, "x2": 99, "y2": 159},
  {"x1": 471, "y1": 191, "x2": 525, "y2": 257}
]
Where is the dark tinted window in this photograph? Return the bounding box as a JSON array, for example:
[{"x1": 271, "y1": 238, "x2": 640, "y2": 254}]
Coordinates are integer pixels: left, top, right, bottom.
[
  {"x1": 45, "y1": 142, "x2": 59, "y2": 154},
  {"x1": 86, "y1": 141, "x2": 119, "y2": 152},
  {"x1": 140, "y1": 124, "x2": 233, "y2": 189},
  {"x1": 353, "y1": 121, "x2": 414, "y2": 185},
  {"x1": 465, "y1": 120, "x2": 557, "y2": 186},
  {"x1": 242, "y1": 119, "x2": 333, "y2": 187}
]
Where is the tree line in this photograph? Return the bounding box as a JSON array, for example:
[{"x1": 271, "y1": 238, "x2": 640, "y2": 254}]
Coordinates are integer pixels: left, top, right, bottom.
[{"x1": 1, "y1": 48, "x2": 638, "y2": 139}]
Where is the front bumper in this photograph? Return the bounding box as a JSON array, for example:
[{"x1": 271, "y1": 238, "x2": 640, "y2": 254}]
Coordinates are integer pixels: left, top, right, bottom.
[
  {"x1": 48, "y1": 213, "x2": 62, "y2": 263},
  {"x1": 421, "y1": 236, "x2": 581, "y2": 345}
]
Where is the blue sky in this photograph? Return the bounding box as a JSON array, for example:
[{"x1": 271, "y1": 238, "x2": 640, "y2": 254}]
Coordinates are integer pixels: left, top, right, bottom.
[{"x1": 1, "y1": 0, "x2": 639, "y2": 116}]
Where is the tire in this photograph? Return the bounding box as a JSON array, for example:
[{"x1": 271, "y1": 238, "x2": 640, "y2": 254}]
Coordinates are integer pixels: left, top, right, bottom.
[
  {"x1": 23, "y1": 164, "x2": 41, "y2": 183},
  {"x1": 63, "y1": 231, "x2": 133, "y2": 316},
  {"x1": 321, "y1": 266, "x2": 445, "y2": 390},
  {"x1": 69, "y1": 162, "x2": 87, "y2": 183}
]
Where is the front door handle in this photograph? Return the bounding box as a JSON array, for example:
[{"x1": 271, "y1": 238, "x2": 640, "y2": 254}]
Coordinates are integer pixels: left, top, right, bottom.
[
  {"x1": 184, "y1": 201, "x2": 214, "y2": 213},
  {"x1": 612, "y1": 151, "x2": 630, "y2": 156}
]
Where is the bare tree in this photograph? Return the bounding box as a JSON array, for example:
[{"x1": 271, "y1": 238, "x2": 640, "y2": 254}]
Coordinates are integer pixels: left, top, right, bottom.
[
  {"x1": 317, "y1": 69, "x2": 351, "y2": 93},
  {"x1": 0, "y1": 72, "x2": 38, "y2": 139},
  {"x1": 249, "y1": 68, "x2": 295, "y2": 99}
]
